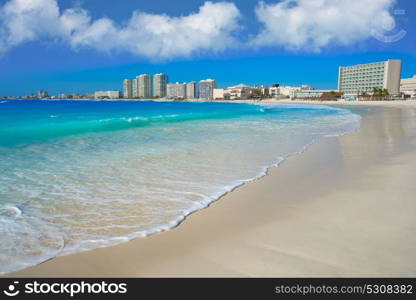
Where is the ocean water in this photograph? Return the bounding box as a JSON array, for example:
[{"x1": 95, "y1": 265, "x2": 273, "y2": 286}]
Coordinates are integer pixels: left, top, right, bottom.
[{"x1": 0, "y1": 100, "x2": 360, "y2": 273}]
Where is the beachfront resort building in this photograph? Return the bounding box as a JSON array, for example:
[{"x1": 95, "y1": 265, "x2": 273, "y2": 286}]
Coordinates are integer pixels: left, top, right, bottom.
[
  {"x1": 153, "y1": 73, "x2": 168, "y2": 98},
  {"x1": 186, "y1": 81, "x2": 198, "y2": 99},
  {"x1": 132, "y1": 79, "x2": 138, "y2": 98},
  {"x1": 138, "y1": 74, "x2": 152, "y2": 98},
  {"x1": 227, "y1": 84, "x2": 252, "y2": 99},
  {"x1": 167, "y1": 82, "x2": 186, "y2": 99},
  {"x1": 213, "y1": 89, "x2": 228, "y2": 100},
  {"x1": 176, "y1": 83, "x2": 186, "y2": 99},
  {"x1": 123, "y1": 79, "x2": 133, "y2": 98},
  {"x1": 400, "y1": 75, "x2": 416, "y2": 98},
  {"x1": 37, "y1": 90, "x2": 49, "y2": 98},
  {"x1": 213, "y1": 84, "x2": 269, "y2": 100},
  {"x1": 123, "y1": 73, "x2": 169, "y2": 98},
  {"x1": 213, "y1": 84, "x2": 255, "y2": 100},
  {"x1": 338, "y1": 59, "x2": 402, "y2": 97},
  {"x1": 94, "y1": 91, "x2": 120, "y2": 99},
  {"x1": 283, "y1": 86, "x2": 312, "y2": 98},
  {"x1": 121, "y1": 74, "x2": 217, "y2": 100},
  {"x1": 255, "y1": 85, "x2": 270, "y2": 97},
  {"x1": 199, "y1": 79, "x2": 217, "y2": 100},
  {"x1": 268, "y1": 85, "x2": 281, "y2": 98},
  {"x1": 269, "y1": 85, "x2": 306, "y2": 99},
  {"x1": 294, "y1": 89, "x2": 341, "y2": 99}
]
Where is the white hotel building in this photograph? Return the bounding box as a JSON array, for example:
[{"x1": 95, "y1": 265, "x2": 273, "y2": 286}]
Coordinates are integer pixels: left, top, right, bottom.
[
  {"x1": 167, "y1": 82, "x2": 186, "y2": 99},
  {"x1": 186, "y1": 81, "x2": 198, "y2": 99},
  {"x1": 153, "y1": 73, "x2": 168, "y2": 98},
  {"x1": 199, "y1": 79, "x2": 217, "y2": 100},
  {"x1": 400, "y1": 75, "x2": 416, "y2": 98},
  {"x1": 123, "y1": 79, "x2": 133, "y2": 98},
  {"x1": 338, "y1": 59, "x2": 402, "y2": 97},
  {"x1": 94, "y1": 91, "x2": 120, "y2": 99},
  {"x1": 137, "y1": 74, "x2": 152, "y2": 98}
]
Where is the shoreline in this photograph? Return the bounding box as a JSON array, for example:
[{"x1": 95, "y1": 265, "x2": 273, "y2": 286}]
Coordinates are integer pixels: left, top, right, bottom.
[
  {"x1": 4, "y1": 104, "x2": 416, "y2": 277},
  {"x1": 273, "y1": 99, "x2": 416, "y2": 107},
  {"x1": 214, "y1": 99, "x2": 416, "y2": 107},
  {"x1": 3, "y1": 98, "x2": 416, "y2": 108}
]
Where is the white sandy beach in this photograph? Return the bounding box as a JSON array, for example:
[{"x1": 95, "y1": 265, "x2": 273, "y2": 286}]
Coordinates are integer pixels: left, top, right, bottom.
[
  {"x1": 278, "y1": 99, "x2": 416, "y2": 107},
  {"x1": 217, "y1": 98, "x2": 416, "y2": 107},
  {"x1": 5, "y1": 103, "x2": 416, "y2": 277}
]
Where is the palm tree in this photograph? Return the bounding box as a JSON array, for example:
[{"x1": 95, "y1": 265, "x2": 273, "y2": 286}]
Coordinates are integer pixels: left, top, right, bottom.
[{"x1": 372, "y1": 87, "x2": 381, "y2": 97}]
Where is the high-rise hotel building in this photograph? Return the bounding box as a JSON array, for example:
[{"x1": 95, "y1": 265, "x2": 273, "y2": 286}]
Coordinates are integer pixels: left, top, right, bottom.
[
  {"x1": 138, "y1": 74, "x2": 152, "y2": 98},
  {"x1": 338, "y1": 59, "x2": 402, "y2": 96},
  {"x1": 132, "y1": 79, "x2": 138, "y2": 98},
  {"x1": 167, "y1": 82, "x2": 186, "y2": 99},
  {"x1": 199, "y1": 79, "x2": 217, "y2": 100},
  {"x1": 123, "y1": 79, "x2": 133, "y2": 98},
  {"x1": 186, "y1": 81, "x2": 198, "y2": 99},
  {"x1": 153, "y1": 73, "x2": 168, "y2": 97},
  {"x1": 400, "y1": 75, "x2": 416, "y2": 96}
]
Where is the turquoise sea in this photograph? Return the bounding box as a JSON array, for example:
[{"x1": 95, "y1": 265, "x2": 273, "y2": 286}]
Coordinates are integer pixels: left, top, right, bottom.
[{"x1": 0, "y1": 100, "x2": 360, "y2": 273}]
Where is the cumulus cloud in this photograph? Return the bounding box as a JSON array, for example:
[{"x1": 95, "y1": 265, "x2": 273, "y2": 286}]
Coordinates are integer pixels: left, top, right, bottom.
[
  {"x1": 0, "y1": 0, "x2": 241, "y2": 59},
  {"x1": 0, "y1": 0, "x2": 401, "y2": 58},
  {"x1": 252, "y1": 0, "x2": 396, "y2": 51},
  {"x1": 0, "y1": 0, "x2": 62, "y2": 49}
]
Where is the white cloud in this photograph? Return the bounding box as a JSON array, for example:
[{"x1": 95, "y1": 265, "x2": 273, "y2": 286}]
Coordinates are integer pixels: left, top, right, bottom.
[
  {"x1": 0, "y1": 0, "x2": 241, "y2": 59},
  {"x1": 252, "y1": 0, "x2": 396, "y2": 51},
  {"x1": 0, "y1": 0, "x2": 400, "y2": 58},
  {"x1": 0, "y1": 0, "x2": 62, "y2": 49}
]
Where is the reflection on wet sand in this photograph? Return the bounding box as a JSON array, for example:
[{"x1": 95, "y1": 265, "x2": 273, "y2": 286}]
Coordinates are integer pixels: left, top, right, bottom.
[{"x1": 338, "y1": 106, "x2": 416, "y2": 170}]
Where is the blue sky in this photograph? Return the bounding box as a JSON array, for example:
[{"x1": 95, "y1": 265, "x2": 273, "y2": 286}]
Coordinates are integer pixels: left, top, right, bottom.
[{"x1": 0, "y1": 0, "x2": 415, "y2": 96}]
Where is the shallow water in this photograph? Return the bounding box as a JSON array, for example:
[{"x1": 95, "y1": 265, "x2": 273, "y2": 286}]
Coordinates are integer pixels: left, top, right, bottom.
[{"x1": 0, "y1": 100, "x2": 360, "y2": 273}]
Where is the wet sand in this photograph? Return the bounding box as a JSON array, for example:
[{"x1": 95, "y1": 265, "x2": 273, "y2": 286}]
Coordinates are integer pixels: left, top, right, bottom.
[{"x1": 6, "y1": 105, "x2": 416, "y2": 277}]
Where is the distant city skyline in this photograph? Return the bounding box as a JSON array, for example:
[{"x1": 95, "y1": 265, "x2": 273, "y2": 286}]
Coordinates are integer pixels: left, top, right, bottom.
[
  {"x1": 0, "y1": 0, "x2": 415, "y2": 96},
  {"x1": 4, "y1": 56, "x2": 415, "y2": 100}
]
